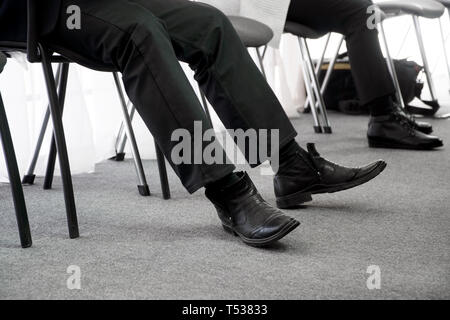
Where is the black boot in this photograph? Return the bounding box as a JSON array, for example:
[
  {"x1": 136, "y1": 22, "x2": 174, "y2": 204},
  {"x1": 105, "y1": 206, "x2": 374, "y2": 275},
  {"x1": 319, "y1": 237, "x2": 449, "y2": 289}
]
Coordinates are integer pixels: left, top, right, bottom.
[
  {"x1": 367, "y1": 112, "x2": 443, "y2": 150},
  {"x1": 368, "y1": 95, "x2": 433, "y2": 134},
  {"x1": 394, "y1": 104, "x2": 433, "y2": 134},
  {"x1": 274, "y1": 143, "x2": 386, "y2": 209},
  {"x1": 206, "y1": 172, "x2": 300, "y2": 247}
]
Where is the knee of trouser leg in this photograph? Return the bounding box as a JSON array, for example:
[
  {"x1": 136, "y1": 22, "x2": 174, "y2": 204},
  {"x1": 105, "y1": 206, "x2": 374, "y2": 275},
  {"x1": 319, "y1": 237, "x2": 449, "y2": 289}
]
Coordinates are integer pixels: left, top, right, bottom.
[
  {"x1": 193, "y1": 3, "x2": 236, "y2": 36},
  {"x1": 189, "y1": 3, "x2": 242, "y2": 63},
  {"x1": 112, "y1": 17, "x2": 169, "y2": 70},
  {"x1": 130, "y1": 18, "x2": 168, "y2": 44}
]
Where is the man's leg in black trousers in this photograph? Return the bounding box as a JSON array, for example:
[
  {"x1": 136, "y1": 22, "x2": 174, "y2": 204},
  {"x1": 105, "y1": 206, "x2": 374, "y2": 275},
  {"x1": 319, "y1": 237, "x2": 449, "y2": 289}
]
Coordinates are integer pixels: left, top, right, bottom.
[
  {"x1": 47, "y1": 0, "x2": 304, "y2": 246},
  {"x1": 46, "y1": 0, "x2": 386, "y2": 245},
  {"x1": 127, "y1": 0, "x2": 386, "y2": 208},
  {"x1": 287, "y1": 0, "x2": 443, "y2": 150},
  {"x1": 50, "y1": 0, "x2": 298, "y2": 191},
  {"x1": 287, "y1": 0, "x2": 394, "y2": 105},
  {"x1": 49, "y1": 0, "x2": 239, "y2": 193},
  {"x1": 127, "y1": 0, "x2": 298, "y2": 167}
]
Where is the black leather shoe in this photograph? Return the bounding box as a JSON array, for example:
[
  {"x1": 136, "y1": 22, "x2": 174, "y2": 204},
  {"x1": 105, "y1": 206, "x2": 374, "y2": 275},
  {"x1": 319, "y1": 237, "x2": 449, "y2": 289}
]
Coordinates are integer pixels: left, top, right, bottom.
[
  {"x1": 274, "y1": 144, "x2": 387, "y2": 209},
  {"x1": 368, "y1": 112, "x2": 443, "y2": 150},
  {"x1": 394, "y1": 104, "x2": 433, "y2": 134},
  {"x1": 206, "y1": 172, "x2": 300, "y2": 247}
]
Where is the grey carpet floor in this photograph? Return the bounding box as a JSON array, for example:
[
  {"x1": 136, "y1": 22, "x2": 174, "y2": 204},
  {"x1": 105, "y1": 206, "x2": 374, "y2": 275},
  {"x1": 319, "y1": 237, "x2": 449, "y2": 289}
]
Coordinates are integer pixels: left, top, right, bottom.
[{"x1": 1, "y1": 110, "x2": 449, "y2": 300}]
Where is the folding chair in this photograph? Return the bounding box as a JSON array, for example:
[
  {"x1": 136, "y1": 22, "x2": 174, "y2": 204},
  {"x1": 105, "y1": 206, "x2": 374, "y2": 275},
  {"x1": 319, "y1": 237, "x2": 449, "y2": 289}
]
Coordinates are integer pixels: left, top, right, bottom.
[
  {"x1": 377, "y1": 0, "x2": 446, "y2": 116},
  {"x1": 0, "y1": 0, "x2": 171, "y2": 240},
  {"x1": 0, "y1": 52, "x2": 32, "y2": 248}
]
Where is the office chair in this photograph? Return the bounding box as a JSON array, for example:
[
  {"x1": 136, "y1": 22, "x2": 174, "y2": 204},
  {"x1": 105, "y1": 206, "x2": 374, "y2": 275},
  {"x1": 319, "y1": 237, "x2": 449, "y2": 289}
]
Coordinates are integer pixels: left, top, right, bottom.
[
  {"x1": 283, "y1": 23, "x2": 342, "y2": 134},
  {"x1": 377, "y1": 0, "x2": 445, "y2": 116},
  {"x1": 0, "y1": 52, "x2": 32, "y2": 248},
  {"x1": 114, "y1": 15, "x2": 274, "y2": 143},
  {"x1": 435, "y1": 0, "x2": 450, "y2": 90},
  {"x1": 0, "y1": 0, "x2": 170, "y2": 240}
]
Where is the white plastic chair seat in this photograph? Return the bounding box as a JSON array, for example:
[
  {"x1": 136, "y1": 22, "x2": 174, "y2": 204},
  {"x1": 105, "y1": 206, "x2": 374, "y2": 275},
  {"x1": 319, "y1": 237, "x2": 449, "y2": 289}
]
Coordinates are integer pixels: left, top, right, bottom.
[{"x1": 377, "y1": 0, "x2": 445, "y2": 19}]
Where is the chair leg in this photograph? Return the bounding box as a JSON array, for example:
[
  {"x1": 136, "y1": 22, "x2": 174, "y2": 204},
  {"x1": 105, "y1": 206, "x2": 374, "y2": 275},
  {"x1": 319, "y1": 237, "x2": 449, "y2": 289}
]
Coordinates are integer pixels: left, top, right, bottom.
[
  {"x1": 301, "y1": 37, "x2": 332, "y2": 133},
  {"x1": 379, "y1": 21, "x2": 406, "y2": 109},
  {"x1": 298, "y1": 37, "x2": 322, "y2": 133},
  {"x1": 43, "y1": 139, "x2": 57, "y2": 190},
  {"x1": 113, "y1": 101, "x2": 136, "y2": 161},
  {"x1": 303, "y1": 34, "x2": 343, "y2": 112},
  {"x1": 303, "y1": 33, "x2": 331, "y2": 111},
  {"x1": 43, "y1": 63, "x2": 70, "y2": 190},
  {"x1": 113, "y1": 72, "x2": 150, "y2": 196},
  {"x1": 315, "y1": 33, "x2": 331, "y2": 76},
  {"x1": 155, "y1": 141, "x2": 171, "y2": 200},
  {"x1": 23, "y1": 64, "x2": 63, "y2": 185},
  {"x1": 439, "y1": 15, "x2": 450, "y2": 90},
  {"x1": 0, "y1": 92, "x2": 32, "y2": 248},
  {"x1": 413, "y1": 16, "x2": 438, "y2": 102},
  {"x1": 199, "y1": 87, "x2": 214, "y2": 128},
  {"x1": 255, "y1": 47, "x2": 267, "y2": 80},
  {"x1": 39, "y1": 46, "x2": 79, "y2": 239},
  {"x1": 320, "y1": 35, "x2": 344, "y2": 96}
]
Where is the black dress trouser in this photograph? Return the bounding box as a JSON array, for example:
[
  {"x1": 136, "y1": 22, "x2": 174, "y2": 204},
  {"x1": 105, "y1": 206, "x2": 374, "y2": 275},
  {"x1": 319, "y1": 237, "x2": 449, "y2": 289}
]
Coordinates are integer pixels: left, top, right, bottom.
[
  {"x1": 287, "y1": 0, "x2": 396, "y2": 105},
  {"x1": 47, "y1": 0, "x2": 297, "y2": 193}
]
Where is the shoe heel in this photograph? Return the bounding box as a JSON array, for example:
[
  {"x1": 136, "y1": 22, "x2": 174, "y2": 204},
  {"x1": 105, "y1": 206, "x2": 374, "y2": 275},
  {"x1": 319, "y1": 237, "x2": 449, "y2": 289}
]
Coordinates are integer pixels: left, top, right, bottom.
[
  {"x1": 368, "y1": 137, "x2": 387, "y2": 148},
  {"x1": 368, "y1": 136, "x2": 403, "y2": 149},
  {"x1": 222, "y1": 224, "x2": 238, "y2": 237},
  {"x1": 276, "y1": 192, "x2": 313, "y2": 209}
]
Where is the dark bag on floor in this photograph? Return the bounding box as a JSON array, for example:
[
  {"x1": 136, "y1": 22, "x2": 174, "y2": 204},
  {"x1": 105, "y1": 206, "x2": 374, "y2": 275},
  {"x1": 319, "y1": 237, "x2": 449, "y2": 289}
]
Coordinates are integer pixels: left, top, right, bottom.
[{"x1": 318, "y1": 53, "x2": 425, "y2": 115}]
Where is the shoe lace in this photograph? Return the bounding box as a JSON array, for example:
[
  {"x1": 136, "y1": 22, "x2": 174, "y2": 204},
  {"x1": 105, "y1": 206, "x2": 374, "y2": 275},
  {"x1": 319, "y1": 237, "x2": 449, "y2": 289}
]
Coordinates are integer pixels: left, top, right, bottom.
[
  {"x1": 394, "y1": 103, "x2": 419, "y2": 127},
  {"x1": 392, "y1": 112, "x2": 417, "y2": 136}
]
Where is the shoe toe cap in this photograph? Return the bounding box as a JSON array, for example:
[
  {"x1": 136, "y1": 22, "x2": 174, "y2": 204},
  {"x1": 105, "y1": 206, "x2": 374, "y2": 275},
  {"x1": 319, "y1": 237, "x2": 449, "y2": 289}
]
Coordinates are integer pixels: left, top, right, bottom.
[
  {"x1": 354, "y1": 160, "x2": 386, "y2": 179},
  {"x1": 252, "y1": 215, "x2": 296, "y2": 239}
]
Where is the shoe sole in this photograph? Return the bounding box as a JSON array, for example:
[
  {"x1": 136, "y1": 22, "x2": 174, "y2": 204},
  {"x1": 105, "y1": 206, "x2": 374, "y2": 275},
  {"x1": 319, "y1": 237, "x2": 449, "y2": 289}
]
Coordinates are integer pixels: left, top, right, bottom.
[
  {"x1": 276, "y1": 161, "x2": 387, "y2": 209},
  {"x1": 368, "y1": 136, "x2": 443, "y2": 150},
  {"x1": 222, "y1": 219, "x2": 300, "y2": 247},
  {"x1": 418, "y1": 128, "x2": 433, "y2": 135}
]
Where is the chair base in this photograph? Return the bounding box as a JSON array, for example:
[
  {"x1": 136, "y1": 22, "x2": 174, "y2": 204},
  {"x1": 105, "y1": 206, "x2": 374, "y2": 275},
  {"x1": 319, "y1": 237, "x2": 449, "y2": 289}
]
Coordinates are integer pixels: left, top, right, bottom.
[
  {"x1": 138, "y1": 184, "x2": 151, "y2": 197},
  {"x1": 323, "y1": 126, "x2": 333, "y2": 134},
  {"x1": 314, "y1": 126, "x2": 322, "y2": 134},
  {"x1": 22, "y1": 174, "x2": 36, "y2": 185},
  {"x1": 110, "y1": 152, "x2": 126, "y2": 162}
]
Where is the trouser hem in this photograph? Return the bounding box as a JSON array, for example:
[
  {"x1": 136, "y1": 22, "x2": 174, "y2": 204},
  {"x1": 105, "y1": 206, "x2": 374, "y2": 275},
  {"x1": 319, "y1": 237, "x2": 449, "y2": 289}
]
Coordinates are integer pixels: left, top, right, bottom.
[{"x1": 185, "y1": 164, "x2": 236, "y2": 194}]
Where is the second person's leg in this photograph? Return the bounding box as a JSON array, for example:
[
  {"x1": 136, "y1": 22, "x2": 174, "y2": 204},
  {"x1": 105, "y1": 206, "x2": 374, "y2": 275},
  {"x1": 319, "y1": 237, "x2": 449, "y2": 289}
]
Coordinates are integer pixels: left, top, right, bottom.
[
  {"x1": 46, "y1": 0, "x2": 301, "y2": 246},
  {"x1": 287, "y1": 0, "x2": 394, "y2": 106},
  {"x1": 287, "y1": 0, "x2": 443, "y2": 150},
  {"x1": 130, "y1": 0, "x2": 388, "y2": 208}
]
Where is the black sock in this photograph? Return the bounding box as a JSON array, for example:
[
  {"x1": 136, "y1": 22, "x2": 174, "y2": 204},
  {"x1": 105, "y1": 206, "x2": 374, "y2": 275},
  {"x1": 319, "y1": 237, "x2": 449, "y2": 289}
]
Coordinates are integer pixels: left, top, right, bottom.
[
  {"x1": 277, "y1": 139, "x2": 304, "y2": 173},
  {"x1": 280, "y1": 140, "x2": 301, "y2": 160},
  {"x1": 206, "y1": 172, "x2": 241, "y2": 191},
  {"x1": 277, "y1": 140, "x2": 319, "y2": 180},
  {"x1": 367, "y1": 95, "x2": 395, "y2": 117}
]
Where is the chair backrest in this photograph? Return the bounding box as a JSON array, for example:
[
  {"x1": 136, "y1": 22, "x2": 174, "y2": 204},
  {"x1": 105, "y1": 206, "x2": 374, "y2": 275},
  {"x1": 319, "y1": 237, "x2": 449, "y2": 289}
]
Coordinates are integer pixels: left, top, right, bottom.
[
  {"x1": 0, "y1": 1, "x2": 38, "y2": 60},
  {"x1": 1, "y1": 0, "x2": 116, "y2": 73},
  {"x1": 27, "y1": 0, "x2": 40, "y2": 62},
  {"x1": 1, "y1": 0, "x2": 70, "y2": 63}
]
